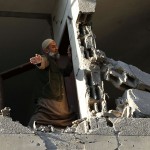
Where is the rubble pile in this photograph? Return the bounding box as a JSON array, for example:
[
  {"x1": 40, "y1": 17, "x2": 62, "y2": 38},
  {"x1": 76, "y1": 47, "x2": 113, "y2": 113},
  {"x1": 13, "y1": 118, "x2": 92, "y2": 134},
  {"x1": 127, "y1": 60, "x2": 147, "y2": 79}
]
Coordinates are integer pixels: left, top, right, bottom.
[{"x1": 100, "y1": 57, "x2": 150, "y2": 118}]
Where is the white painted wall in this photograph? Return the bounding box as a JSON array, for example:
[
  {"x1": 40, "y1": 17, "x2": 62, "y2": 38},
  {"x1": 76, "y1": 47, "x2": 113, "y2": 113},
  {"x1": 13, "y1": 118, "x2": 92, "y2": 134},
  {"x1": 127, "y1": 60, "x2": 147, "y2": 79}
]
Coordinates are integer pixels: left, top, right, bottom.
[{"x1": 52, "y1": 0, "x2": 68, "y2": 45}]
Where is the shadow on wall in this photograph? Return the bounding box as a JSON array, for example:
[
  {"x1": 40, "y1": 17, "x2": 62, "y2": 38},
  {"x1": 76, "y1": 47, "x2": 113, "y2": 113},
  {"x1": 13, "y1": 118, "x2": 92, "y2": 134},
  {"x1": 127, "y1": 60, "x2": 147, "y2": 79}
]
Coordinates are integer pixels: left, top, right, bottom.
[
  {"x1": 59, "y1": 24, "x2": 79, "y2": 118},
  {"x1": 0, "y1": 16, "x2": 52, "y2": 126}
]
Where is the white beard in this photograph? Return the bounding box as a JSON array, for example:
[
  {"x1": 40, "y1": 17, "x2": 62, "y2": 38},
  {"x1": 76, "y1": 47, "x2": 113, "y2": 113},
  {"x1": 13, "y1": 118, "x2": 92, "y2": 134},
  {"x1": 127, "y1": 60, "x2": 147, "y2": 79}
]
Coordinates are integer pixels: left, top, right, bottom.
[
  {"x1": 49, "y1": 52, "x2": 55, "y2": 56},
  {"x1": 49, "y1": 52, "x2": 60, "y2": 59}
]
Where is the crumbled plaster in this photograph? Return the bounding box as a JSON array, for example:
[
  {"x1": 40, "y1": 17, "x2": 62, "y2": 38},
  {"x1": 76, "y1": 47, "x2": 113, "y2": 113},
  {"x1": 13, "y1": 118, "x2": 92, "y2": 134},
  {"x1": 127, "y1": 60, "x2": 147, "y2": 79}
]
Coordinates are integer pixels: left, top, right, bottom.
[{"x1": 75, "y1": 0, "x2": 150, "y2": 121}]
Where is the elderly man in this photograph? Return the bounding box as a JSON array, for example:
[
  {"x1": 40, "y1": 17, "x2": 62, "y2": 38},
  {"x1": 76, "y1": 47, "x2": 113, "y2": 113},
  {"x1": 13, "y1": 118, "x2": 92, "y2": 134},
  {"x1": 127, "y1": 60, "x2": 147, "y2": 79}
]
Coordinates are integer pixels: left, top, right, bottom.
[{"x1": 29, "y1": 39, "x2": 75, "y2": 129}]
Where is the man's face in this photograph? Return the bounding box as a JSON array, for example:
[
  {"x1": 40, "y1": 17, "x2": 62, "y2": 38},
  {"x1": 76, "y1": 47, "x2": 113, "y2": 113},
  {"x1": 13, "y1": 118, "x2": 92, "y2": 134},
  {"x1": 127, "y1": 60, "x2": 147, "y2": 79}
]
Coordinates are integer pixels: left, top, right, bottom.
[{"x1": 44, "y1": 40, "x2": 58, "y2": 54}]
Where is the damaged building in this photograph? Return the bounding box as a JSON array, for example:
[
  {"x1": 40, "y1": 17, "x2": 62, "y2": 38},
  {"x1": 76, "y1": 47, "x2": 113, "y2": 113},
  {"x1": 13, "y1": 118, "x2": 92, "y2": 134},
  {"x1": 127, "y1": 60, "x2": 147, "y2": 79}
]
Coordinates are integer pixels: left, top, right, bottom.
[{"x1": 0, "y1": 0, "x2": 150, "y2": 149}]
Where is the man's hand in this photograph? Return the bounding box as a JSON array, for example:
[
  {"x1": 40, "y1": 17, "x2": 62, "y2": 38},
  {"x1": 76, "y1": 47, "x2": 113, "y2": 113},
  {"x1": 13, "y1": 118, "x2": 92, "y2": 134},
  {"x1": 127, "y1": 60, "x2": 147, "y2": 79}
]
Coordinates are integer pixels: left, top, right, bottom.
[{"x1": 30, "y1": 54, "x2": 42, "y2": 65}]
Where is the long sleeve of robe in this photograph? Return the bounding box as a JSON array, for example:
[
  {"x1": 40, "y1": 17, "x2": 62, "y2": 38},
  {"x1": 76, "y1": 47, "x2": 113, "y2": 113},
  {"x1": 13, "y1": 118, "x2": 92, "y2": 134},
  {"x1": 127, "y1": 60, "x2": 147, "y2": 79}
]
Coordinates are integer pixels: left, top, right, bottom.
[{"x1": 29, "y1": 55, "x2": 76, "y2": 128}]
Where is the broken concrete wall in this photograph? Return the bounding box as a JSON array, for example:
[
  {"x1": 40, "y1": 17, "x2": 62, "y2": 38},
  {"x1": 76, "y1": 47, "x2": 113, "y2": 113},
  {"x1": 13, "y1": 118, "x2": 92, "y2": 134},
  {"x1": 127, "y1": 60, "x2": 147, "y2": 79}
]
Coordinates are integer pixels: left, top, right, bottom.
[
  {"x1": 1, "y1": 115, "x2": 150, "y2": 150},
  {"x1": 50, "y1": 2, "x2": 150, "y2": 149},
  {"x1": 49, "y1": 0, "x2": 150, "y2": 124},
  {"x1": 0, "y1": 116, "x2": 45, "y2": 150},
  {"x1": 52, "y1": 0, "x2": 100, "y2": 118},
  {"x1": 52, "y1": 0, "x2": 150, "y2": 120},
  {"x1": 98, "y1": 56, "x2": 150, "y2": 118},
  {"x1": 102, "y1": 59, "x2": 150, "y2": 92}
]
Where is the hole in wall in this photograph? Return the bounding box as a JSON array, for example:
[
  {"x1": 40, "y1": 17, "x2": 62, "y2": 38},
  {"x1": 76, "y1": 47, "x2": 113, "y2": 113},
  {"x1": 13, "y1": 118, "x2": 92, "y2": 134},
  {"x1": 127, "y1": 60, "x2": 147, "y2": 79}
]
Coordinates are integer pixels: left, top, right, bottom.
[{"x1": 102, "y1": 80, "x2": 124, "y2": 111}]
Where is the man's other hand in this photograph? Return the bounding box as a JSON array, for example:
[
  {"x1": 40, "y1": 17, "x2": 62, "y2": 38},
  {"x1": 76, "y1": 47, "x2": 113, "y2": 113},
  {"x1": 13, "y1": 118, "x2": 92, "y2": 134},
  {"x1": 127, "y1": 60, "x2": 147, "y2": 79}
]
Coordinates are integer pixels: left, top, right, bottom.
[{"x1": 30, "y1": 54, "x2": 42, "y2": 65}]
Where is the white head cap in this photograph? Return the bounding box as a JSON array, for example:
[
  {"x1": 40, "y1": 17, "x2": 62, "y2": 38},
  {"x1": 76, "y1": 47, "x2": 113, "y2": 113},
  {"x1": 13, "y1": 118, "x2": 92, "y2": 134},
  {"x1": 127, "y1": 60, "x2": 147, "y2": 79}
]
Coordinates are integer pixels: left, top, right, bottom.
[{"x1": 42, "y1": 39, "x2": 53, "y2": 50}]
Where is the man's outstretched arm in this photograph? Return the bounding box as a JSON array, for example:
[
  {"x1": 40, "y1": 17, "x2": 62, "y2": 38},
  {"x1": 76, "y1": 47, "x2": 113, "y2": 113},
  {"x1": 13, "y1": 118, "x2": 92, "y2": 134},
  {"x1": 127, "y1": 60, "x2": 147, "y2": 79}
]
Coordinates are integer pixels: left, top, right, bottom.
[{"x1": 30, "y1": 54, "x2": 49, "y2": 69}]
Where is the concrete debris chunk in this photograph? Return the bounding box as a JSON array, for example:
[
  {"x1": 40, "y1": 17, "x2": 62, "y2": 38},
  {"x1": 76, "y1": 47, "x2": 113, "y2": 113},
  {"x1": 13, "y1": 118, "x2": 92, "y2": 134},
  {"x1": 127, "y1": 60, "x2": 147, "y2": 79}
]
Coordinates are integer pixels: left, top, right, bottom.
[
  {"x1": 117, "y1": 89, "x2": 150, "y2": 117},
  {"x1": 103, "y1": 110, "x2": 122, "y2": 118},
  {"x1": 72, "y1": 117, "x2": 87, "y2": 125},
  {"x1": 121, "y1": 105, "x2": 132, "y2": 118},
  {"x1": 64, "y1": 126, "x2": 76, "y2": 133},
  {"x1": 75, "y1": 120, "x2": 89, "y2": 134},
  {"x1": 0, "y1": 107, "x2": 11, "y2": 117},
  {"x1": 103, "y1": 59, "x2": 150, "y2": 91},
  {"x1": 33, "y1": 121, "x2": 55, "y2": 133}
]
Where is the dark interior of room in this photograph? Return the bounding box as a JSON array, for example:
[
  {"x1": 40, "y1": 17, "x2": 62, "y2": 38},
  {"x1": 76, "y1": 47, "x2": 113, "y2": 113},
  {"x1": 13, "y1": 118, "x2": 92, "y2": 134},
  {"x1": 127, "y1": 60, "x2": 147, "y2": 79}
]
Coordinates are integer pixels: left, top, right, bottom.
[
  {"x1": 0, "y1": 19, "x2": 79, "y2": 126},
  {"x1": 92, "y1": 0, "x2": 150, "y2": 110},
  {"x1": 0, "y1": 15, "x2": 52, "y2": 126}
]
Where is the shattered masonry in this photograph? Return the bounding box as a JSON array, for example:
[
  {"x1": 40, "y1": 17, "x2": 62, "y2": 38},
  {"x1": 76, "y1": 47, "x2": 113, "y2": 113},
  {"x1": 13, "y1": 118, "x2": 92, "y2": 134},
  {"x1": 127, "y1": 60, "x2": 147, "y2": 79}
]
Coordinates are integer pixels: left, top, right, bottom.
[
  {"x1": 77, "y1": 12, "x2": 107, "y2": 116},
  {"x1": 75, "y1": 0, "x2": 150, "y2": 134}
]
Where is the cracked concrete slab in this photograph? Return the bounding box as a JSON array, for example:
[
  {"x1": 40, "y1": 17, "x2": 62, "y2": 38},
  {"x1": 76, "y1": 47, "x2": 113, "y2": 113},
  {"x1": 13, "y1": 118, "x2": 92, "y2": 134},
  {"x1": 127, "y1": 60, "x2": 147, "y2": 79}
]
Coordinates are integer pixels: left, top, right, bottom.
[
  {"x1": 38, "y1": 131, "x2": 84, "y2": 150},
  {"x1": 113, "y1": 118, "x2": 150, "y2": 136},
  {"x1": 0, "y1": 134, "x2": 45, "y2": 150},
  {"x1": 0, "y1": 116, "x2": 32, "y2": 134},
  {"x1": 0, "y1": 116, "x2": 45, "y2": 150},
  {"x1": 73, "y1": 117, "x2": 150, "y2": 136},
  {"x1": 36, "y1": 130, "x2": 150, "y2": 150},
  {"x1": 38, "y1": 131, "x2": 118, "y2": 150},
  {"x1": 119, "y1": 136, "x2": 150, "y2": 150},
  {"x1": 80, "y1": 135, "x2": 117, "y2": 150},
  {"x1": 1, "y1": 116, "x2": 150, "y2": 150}
]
